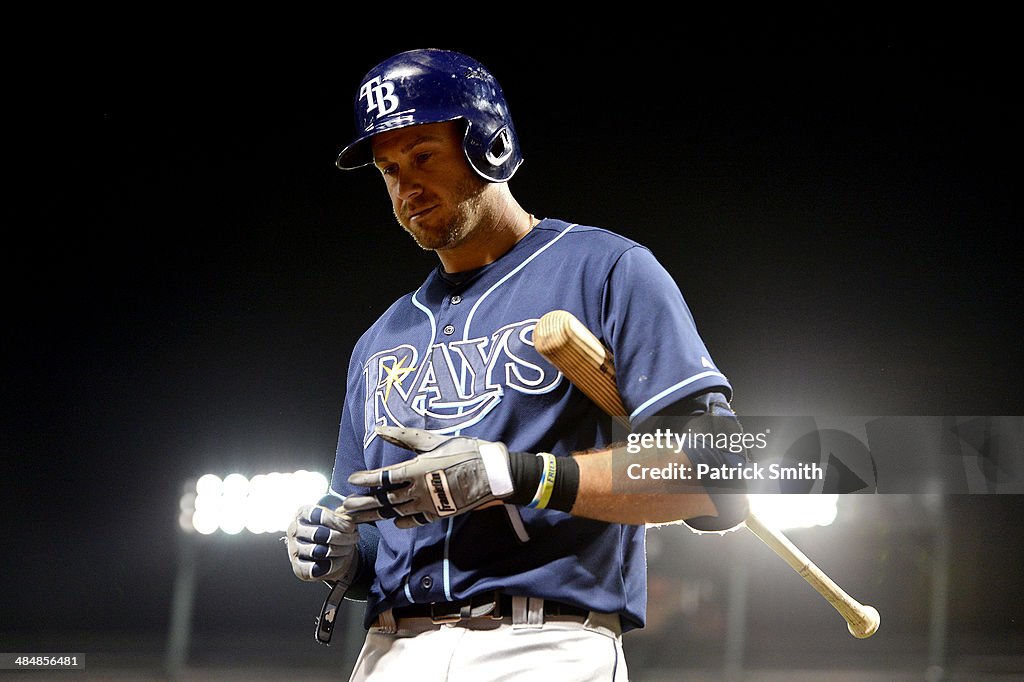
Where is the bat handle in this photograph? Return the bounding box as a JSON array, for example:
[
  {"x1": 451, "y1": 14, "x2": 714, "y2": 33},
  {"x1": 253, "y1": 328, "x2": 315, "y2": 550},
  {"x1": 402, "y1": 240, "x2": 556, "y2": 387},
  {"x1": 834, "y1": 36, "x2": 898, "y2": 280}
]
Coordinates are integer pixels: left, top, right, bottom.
[{"x1": 744, "y1": 511, "x2": 880, "y2": 638}]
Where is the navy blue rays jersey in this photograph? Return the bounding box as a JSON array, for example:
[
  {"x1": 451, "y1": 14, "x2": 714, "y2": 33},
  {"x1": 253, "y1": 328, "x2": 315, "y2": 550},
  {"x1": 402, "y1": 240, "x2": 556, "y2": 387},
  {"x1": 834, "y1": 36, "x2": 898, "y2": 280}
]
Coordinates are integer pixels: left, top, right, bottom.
[{"x1": 330, "y1": 218, "x2": 731, "y2": 632}]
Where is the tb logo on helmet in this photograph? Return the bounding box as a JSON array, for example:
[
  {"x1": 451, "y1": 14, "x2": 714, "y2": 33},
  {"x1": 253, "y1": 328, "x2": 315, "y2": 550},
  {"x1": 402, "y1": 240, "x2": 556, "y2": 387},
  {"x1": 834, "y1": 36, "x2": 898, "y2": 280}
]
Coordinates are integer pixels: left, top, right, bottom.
[{"x1": 359, "y1": 76, "x2": 400, "y2": 118}]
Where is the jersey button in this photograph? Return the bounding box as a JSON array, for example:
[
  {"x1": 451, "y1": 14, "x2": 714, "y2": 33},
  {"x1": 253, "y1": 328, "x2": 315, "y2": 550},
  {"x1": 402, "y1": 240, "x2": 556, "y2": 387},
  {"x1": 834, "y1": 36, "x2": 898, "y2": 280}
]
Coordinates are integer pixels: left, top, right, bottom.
[
  {"x1": 420, "y1": 575, "x2": 433, "y2": 589},
  {"x1": 442, "y1": 324, "x2": 455, "y2": 336},
  {"x1": 450, "y1": 295, "x2": 462, "y2": 305}
]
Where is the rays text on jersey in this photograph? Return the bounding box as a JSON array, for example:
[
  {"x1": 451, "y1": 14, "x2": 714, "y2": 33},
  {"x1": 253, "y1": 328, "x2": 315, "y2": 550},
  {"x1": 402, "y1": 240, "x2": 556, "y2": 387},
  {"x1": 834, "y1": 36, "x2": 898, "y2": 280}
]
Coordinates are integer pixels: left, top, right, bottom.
[{"x1": 362, "y1": 319, "x2": 562, "y2": 440}]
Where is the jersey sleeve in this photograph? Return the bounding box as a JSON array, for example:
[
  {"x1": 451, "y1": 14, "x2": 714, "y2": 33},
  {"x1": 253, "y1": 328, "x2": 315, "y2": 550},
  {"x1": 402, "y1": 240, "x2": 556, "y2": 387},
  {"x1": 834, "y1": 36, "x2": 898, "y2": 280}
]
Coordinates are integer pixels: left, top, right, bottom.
[{"x1": 600, "y1": 245, "x2": 732, "y2": 426}]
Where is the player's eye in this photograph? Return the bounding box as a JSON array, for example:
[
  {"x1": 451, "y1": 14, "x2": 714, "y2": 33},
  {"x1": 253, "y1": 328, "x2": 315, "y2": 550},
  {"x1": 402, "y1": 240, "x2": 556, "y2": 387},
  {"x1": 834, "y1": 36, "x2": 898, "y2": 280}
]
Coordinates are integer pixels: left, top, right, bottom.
[
  {"x1": 379, "y1": 164, "x2": 397, "y2": 176},
  {"x1": 415, "y1": 152, "x2": 432, "y2": 165}
]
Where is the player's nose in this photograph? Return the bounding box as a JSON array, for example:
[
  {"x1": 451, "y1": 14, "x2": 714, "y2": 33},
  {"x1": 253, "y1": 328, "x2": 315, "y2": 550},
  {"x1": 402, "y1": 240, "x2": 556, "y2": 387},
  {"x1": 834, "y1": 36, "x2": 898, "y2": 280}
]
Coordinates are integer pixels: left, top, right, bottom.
[{"x1": 393, "y1": 167, "x2": 423, "y2": 202}]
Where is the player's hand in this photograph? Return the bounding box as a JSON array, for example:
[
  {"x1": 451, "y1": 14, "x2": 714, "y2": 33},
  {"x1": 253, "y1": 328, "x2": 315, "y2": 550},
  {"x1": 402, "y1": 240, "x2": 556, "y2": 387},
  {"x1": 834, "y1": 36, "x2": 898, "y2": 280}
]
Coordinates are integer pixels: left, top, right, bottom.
[
  {"x1": 286, "y1": 494, "x2": 360, "y2": 583},
  {"x1": 343, "y1": 425, "x2": 514, "y2": 528}
]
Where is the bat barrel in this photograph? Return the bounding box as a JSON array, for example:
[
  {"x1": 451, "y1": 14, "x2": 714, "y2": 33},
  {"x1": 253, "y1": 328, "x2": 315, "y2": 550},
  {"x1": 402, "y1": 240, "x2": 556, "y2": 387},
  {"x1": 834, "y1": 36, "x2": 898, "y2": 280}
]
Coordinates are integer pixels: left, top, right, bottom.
[{"x1": 535, "y1": 311, "x2": 630, "y2": 427}]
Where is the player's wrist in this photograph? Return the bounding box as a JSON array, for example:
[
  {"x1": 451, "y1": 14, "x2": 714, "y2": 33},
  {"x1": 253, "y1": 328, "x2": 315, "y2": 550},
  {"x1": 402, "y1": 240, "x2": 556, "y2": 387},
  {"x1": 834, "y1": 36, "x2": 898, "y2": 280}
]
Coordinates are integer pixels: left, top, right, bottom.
[{"x1": 505, "y1": 451, "x2": 580, "y2": 512}]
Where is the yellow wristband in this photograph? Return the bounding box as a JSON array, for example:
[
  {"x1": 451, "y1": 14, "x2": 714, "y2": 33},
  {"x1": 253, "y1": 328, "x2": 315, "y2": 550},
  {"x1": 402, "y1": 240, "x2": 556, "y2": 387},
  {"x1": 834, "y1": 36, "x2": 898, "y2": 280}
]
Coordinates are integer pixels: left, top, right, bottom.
[{"x1": 527, "y1": 452, "x2": 557, "y2": 509}]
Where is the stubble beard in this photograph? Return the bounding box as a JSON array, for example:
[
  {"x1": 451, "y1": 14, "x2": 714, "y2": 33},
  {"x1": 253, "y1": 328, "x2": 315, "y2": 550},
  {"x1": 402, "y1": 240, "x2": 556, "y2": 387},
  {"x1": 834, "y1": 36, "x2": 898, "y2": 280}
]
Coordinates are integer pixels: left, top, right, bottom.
[{"x1": 397, "y1": 176, "x2": 486, "y2": 253}]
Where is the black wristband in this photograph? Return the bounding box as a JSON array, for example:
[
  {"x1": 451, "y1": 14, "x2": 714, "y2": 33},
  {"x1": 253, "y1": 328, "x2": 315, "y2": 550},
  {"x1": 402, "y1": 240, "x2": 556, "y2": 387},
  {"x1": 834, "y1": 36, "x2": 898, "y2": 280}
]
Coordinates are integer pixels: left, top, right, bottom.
[
  {"x1": 505, "y1": 452, "x2": 542, "y2": 506},
  {"x1": 546, "y1": 455, "x2": 580, "y2": 512},
  {"x1": 505, "y1": 451, "x2": 581, "y2": 513}
]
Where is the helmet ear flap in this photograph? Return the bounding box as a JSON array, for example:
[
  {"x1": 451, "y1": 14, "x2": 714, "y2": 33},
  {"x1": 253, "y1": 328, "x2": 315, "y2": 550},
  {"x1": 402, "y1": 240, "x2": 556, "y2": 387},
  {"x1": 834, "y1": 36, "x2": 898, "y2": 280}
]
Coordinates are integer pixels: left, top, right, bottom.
[{"x1": 484, "y1": 126, "x2": 515, "y2": 168}]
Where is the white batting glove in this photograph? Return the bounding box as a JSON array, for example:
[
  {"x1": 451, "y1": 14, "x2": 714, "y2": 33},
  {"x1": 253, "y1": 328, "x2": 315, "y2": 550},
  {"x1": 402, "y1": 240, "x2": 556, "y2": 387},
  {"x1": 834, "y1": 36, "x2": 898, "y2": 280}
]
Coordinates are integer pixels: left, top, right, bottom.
[
  {"x1": 343, "y1": 426, "x2": 515, "y2": 528},
  {"x1": 286, "y1": 494, "x2": 360, "y2": 583}
]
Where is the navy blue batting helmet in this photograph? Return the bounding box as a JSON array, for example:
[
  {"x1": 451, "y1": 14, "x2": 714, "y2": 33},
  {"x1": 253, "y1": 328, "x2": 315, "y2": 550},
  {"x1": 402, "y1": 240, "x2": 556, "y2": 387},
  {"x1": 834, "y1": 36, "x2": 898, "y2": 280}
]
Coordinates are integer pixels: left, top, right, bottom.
[{"x1": 336, "y1": 49, "x2": 523, "y2": 182}]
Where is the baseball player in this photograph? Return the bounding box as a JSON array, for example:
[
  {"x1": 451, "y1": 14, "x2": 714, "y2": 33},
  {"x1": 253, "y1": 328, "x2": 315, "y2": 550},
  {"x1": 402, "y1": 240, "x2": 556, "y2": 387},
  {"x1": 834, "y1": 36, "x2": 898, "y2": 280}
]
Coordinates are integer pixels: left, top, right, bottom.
[{"x1": 286, "y1": 49, "x2": 749, "y2": 681}]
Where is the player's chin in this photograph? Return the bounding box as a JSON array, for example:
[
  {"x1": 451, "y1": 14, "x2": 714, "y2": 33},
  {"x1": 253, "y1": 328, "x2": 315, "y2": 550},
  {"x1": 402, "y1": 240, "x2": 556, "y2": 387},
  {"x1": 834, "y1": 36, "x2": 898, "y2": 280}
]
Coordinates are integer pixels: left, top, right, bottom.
[{"x1": 404, "y1": 222, "x2": 456, "y2": 251}]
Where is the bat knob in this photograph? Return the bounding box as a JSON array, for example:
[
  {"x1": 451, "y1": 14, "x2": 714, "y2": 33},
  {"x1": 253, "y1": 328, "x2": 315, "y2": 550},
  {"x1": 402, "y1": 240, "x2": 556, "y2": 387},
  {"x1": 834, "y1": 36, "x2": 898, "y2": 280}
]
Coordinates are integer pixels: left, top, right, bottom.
[{"x1": 847, "y1": 605, "x2": 880, "y2": 638}]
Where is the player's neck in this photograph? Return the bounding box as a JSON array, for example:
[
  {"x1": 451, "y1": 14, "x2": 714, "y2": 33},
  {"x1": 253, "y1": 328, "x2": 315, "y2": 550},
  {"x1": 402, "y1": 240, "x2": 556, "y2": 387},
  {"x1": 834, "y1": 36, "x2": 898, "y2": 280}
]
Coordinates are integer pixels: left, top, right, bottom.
[{"x1": 436, "y1": 191, "x2": 537, "y2": 274}]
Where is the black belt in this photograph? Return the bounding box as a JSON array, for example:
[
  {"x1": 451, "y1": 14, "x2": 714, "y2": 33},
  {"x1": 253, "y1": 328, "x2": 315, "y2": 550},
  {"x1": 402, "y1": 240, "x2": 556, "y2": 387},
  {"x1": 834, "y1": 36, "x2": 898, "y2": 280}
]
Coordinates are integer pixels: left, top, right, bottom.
[{"x1": 390, "y1": 592, "x2": 590, "y2": 625}]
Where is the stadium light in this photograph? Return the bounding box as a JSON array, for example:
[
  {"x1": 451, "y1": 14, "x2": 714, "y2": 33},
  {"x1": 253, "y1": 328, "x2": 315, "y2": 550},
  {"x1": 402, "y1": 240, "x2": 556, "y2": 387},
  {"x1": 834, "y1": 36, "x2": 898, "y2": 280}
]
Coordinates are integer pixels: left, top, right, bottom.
[
  {"x1": 178, "y1": 470, "x2": 329, "y2": 535},
  {"x1": 746, "y1": 494, "x2": 839, "y2": 530}
]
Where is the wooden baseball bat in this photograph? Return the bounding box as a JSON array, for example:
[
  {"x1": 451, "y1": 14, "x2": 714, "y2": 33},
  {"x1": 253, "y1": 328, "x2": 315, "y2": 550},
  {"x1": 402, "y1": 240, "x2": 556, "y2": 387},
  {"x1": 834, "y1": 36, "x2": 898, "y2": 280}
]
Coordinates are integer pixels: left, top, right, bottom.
[{"x1": 533, "y1": 309, "x2": 880, "y2": 639}]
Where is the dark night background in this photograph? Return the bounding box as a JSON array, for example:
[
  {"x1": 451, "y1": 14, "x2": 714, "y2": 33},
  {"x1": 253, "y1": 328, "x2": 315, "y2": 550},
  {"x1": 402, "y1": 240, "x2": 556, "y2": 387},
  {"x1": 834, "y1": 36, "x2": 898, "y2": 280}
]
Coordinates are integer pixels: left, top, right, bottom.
[{"x1": 2, "y1": 17, "x2": 1021, "y2": 680}]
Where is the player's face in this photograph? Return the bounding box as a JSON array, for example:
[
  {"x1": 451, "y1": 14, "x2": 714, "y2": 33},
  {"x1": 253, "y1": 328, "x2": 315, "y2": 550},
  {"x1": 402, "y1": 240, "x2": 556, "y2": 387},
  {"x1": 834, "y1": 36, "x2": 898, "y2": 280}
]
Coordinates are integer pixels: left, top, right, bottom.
[{"x1": 371, "y1": 121, "x2": 488, "y2": 253}]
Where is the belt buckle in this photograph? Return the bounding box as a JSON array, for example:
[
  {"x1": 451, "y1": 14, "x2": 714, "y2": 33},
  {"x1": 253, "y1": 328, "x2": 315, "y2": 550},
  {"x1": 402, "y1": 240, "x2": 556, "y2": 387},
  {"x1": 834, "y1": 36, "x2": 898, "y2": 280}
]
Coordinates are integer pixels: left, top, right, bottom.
[
  {"x1": 430, "y1": 601, "x2": 463, "y2": 625},
  {"x1": 429, "y1": 592, "x2": 502, "y2": 625},
  {"x1": 487, "y1": 593, "x2": 504, "y2": 620}
]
